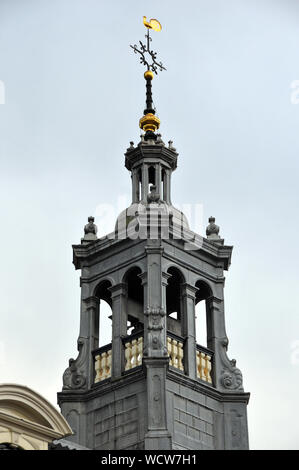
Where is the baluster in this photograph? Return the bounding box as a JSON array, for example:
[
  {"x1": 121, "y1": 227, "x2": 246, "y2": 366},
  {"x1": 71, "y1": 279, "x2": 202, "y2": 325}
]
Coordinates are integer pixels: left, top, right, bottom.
[
  {"x1": 200, "y1": 352, "x2": 205, "y2": 381},
  {"x1": 125, "y1": 342, "x2": 131, "y2": 370},
  {"x1": 95, "y1": 354, "x2": 101, "y2": 383},
  {"x1": 172, "y1": 340, "x2": 178, "y2": 368},
  {"x1": 107, "y1": 350, "x2": 112, "y2": 378},
  {"x1": 170, "y1": 339, "x2": 175, "y2": 367},
  {"x1": 167, "y1": 337, "x2": 172, "y2": 365},
  {"x1": 205, "y1": 354, "x2": 212, "y2": 383},
  {"x1": 131, "y1": 339, "x2": 137, "y2": 368},
  {"x1": 197, "y1": 351, "x2": 201, "y2": 379},
  {"x1": 101, "y1": 352, "x2": 108, "y2": 379},
  {"x1": 137, "y1": 337, "x2": 143, "y2": 366},
  {"x1": 177, "y1": 342, "x2": 184, "y2": 371}
]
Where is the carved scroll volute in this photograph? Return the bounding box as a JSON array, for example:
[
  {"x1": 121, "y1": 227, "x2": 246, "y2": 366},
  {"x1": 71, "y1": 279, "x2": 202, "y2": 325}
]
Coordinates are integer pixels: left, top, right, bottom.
[
  {"x1": 205, "y1": 296, "x2": 244, "y2": 391},
  {"x1": 62, "y1": 339, "x2": 87, "y2": 390},
  {"x1": 62, "y1": 296, "x2": 99, "y2": 391},
  {"x1": 219, "y1": 339, "x2": 244, "y2": 391}
]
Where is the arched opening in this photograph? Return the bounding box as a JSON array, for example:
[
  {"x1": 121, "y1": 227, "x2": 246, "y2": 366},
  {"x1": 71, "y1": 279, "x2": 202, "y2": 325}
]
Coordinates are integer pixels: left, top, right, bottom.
[
  {"x1": 148, "y1": 166, "x2": 155, "y2": 185},
  {"x1": 148, "y1": 165, "x2": 156, "y2": 196},
  {"x1": 195, "y1": 280, "x2": 212, "y2": 348},
  {"x1": 166, "y1": 267, "x2": 184, "y2": 336},
  {"x1": 138, "y1": 168, "x2": 142, "y2": 202},
  {"x1": 95, "y1": 280, "x2": 112, "y2": 347},
  {"x1": 161, "y1": 168, "x2": 166, "y2": 201},
  {"x1": 124, "y1": 267, "x2": 144, "y2": 335}
]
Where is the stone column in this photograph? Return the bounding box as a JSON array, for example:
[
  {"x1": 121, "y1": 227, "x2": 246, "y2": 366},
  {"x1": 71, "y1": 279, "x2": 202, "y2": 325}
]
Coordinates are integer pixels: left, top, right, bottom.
[
  {"x1": 206, "y1": 295, "x2": 226, "y2": 387},
  {"x1": 181, "y1": 283, "x2": 198, "y2": 380},
  {"x1": 131, "y1": 168, "x2": 140, "y2": 203},
  {"x1": 80, "y1": 296, "x2": 99, "y2": 389},
  {"x1": 165, "y1": 169, "x2": 171, "y2": 204},
  {"x1": 109, "y1": 283, "x2": 128, "y2": 379},
  {"x1": 142, "y1": 164, "x2": 149, "y2": 202},
  {"x1": 143, "y1": 240, "x2": 172, "y2": 449},
  {"x1": 155, "y1": 163, "x2": 161, "y2": 199}
]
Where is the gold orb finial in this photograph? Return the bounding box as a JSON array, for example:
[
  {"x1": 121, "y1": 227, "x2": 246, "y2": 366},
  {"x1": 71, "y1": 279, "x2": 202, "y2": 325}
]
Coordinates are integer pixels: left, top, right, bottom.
[{"x1": 144, "y1": 70, "x2": 154, "y2": 80}]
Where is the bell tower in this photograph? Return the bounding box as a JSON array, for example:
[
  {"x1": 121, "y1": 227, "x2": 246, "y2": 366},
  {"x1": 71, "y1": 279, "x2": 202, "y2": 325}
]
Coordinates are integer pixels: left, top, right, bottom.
[{"x1": 58, "y1": 18, "x2": 250, "y2": 450}]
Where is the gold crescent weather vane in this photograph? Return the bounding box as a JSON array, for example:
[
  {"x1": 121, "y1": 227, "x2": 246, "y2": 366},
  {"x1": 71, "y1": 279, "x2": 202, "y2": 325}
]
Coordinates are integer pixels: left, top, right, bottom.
[{"x1": 143, "y1": 16, "x2": 162, "y2": 32}]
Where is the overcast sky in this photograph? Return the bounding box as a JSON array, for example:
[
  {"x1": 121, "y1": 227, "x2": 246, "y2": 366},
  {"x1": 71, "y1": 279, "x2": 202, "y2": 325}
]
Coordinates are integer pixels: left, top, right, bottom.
[{"x1": 1, "y1": 0, "x2": 299, "y2": 450}]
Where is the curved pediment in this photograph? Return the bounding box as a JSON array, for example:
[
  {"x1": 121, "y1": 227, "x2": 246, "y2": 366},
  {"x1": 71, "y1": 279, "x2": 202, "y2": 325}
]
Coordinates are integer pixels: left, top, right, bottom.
[{"x1": 0, "y1": 384, "x2": 72, "y2": 449}]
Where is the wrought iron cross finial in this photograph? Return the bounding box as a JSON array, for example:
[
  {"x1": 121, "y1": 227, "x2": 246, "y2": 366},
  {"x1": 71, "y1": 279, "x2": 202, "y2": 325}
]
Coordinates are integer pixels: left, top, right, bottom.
[{"x1": 130, "y1": 18, "x2": 166, "y2": 75}]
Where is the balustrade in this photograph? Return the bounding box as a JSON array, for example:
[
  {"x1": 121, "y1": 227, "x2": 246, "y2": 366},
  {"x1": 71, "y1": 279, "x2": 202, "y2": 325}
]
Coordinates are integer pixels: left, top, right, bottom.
[
  {"x1": 93, "y1": 335, "x2": 213, "y2": 385},
  {"x1": 167, "y1": 335, "x2": 184, "y2": 371},
  {"x1": 93, "y1": 344, "x2": 112, "y2": 383},
  {"x1": 196, "y1": 346, "x2": 213, "y2": 384}
]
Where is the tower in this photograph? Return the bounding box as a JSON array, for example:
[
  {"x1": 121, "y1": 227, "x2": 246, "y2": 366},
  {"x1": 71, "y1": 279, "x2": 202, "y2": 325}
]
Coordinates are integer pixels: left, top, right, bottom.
[{"x1": 58, "y1": 19, "x2": 249, "y2": 450}]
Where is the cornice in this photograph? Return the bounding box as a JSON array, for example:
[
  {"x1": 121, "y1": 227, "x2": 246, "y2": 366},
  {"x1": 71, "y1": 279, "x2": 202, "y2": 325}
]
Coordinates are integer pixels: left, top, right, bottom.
[
  {"x1": 125, "y1": 144, "x2": 178, "y2": 171},
  {"x1": 162, "y1": 236, "x2": 233, "y2": 272},
  {"x1": 57, "y1": 369, "x2": 146, "y2": 405},
  {"x1": 73, "y1": 236, "x2": 146, "y2": 270},
  {"x1": 166, "y1": 369, "x2": 250, "y2": 404}
]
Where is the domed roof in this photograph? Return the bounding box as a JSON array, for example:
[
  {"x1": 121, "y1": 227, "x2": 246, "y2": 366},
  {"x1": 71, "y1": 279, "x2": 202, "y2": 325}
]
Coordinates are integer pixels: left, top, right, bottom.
[{"x1": 114, "y1": 201, "x2": 189, "y2": 236}]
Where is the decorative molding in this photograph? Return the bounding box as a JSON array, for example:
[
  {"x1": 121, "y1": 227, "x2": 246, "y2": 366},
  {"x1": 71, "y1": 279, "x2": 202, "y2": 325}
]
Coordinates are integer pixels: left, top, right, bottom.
[
  {"x1": 206, "y1": 296, "x2": 222, "y2": 311},
  {"x1": 166, "y1": 368, "x2": 249, "y2": 403},
  {"x1": 82, "y1": 296, "x2": 98, "y2": 310},
  {"x1": 108, "y1": 282, "x2": 127, "y2": 298},
  {"x1": 138, "y1": 271, "x2": 148, "y2": 285},
  {"x1": 145, "y1": 244, "x2": 164, "y2": 255},
  {"x1": 181, "y1": 283, "x2": 198, "y2": 299},
  {"x1": 58, "y1": 370, "x2": 146, "y2": 405},
  {"x1": 161, "y1": 271, "x2": 172, "y2": 287}
]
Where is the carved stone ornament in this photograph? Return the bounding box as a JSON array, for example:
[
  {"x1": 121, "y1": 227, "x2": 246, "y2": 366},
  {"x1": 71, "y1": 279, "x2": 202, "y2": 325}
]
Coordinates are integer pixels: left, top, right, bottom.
[
  {"x1": 206, "y1": 216, "x2": 220, "y2": 239},
  {"x1": 82, "y1": 216, "x2": 98, "y2": 243},
  {"x1": 147, "y1": 185, "x2": 160, "y2": 204},
  {"x1": 62, "y1": 339, "x2": 87, "y2": 390},
  {"x1": 219, "y1": 339, "x2": 243, "y2": 391},
  {"x1": 84, "y1": 216, "x2": 97, "y2": 235},
  {"x1": 145, "y1": 307, "x2": 165, "y2": 331},
  {"x1": 144, "y1": 308, "x2": 168, "y2": 356}
]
